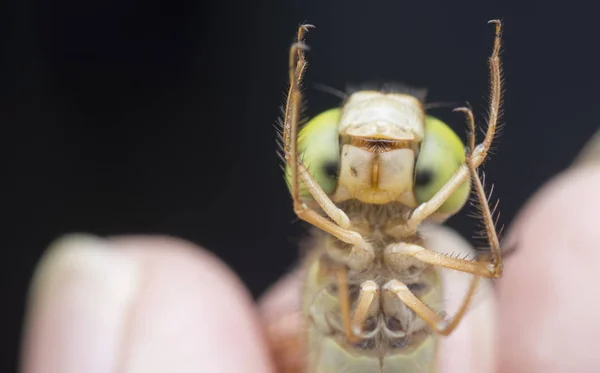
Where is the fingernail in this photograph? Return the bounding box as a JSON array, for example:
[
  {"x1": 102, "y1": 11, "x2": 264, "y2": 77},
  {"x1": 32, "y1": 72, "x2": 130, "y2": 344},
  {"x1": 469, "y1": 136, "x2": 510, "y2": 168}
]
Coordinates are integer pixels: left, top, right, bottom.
[{"x1": 21, "y1": 234, "x2": 142, "y2": 373}]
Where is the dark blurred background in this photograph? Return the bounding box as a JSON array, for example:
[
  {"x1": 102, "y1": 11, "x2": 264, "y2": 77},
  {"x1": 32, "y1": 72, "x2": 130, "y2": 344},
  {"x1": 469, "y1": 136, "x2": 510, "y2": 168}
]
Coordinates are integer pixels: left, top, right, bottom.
[{"x1": 2, "y1": 0, "x2": 599, "y2": 371}]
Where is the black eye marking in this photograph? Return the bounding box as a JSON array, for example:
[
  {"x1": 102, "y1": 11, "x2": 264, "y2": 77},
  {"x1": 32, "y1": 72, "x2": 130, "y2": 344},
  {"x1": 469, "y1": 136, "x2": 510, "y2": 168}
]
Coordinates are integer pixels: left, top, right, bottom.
[
  {"x1": 323, "y1": 161, "x2": 339, "y2": 179},
  {"x1": 415, "y1": 169, "x2": 433, "y2": 186},
  {"x1": 350, "y1": 166, "x2": 358, "y2": 177}
]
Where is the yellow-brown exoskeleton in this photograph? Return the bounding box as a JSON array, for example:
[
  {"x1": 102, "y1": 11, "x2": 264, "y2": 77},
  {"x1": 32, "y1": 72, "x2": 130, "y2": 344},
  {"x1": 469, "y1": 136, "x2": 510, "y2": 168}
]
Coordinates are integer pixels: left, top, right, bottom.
[{"x1": 275, "y1": 20, "x2": 505, "y2": 373}]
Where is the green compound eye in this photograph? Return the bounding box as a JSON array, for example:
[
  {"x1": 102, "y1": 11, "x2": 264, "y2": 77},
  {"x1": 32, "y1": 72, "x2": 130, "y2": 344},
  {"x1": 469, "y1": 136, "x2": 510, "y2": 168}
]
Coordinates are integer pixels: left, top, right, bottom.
[
  {"x1": 414, "y1": 115, "x2": 471, "y2": 215},
  {"x1": 285, "y1": 108, "x2": 341, "y2": 198}
]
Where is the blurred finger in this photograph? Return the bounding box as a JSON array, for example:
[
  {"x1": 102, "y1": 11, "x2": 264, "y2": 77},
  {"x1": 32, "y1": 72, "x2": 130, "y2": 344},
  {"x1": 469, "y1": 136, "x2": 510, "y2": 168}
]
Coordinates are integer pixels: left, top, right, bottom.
[
  {"x1": 259, "y1": 270, "x2": 305, "y2": 373},
  {"x1": 21, "y1": 234, "x2": 274, "y2": 373},
  {"x1": 498, "y1": 150, "x2": 600, "y2": 372}
]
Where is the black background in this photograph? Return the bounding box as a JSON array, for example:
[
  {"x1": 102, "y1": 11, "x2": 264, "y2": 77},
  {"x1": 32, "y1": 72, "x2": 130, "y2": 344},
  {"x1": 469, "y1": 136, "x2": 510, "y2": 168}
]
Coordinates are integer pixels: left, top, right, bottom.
[{"x1": 2, "y1": 0, "x2": 599, "y2": 371}]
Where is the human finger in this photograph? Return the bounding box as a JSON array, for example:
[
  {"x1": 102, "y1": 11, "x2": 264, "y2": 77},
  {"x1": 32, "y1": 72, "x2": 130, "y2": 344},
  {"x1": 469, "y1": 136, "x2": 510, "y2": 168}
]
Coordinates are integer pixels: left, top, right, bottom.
[
  {"x1": 20, "y1": 234, "x2": 275, "y2": 373},
  {"x1": 498, "y1": 134, "x2": 600, "y2": 373}
]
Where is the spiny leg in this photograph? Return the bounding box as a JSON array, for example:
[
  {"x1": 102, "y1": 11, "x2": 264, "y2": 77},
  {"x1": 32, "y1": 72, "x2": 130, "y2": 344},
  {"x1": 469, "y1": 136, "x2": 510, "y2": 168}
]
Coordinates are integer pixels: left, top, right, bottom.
[
  {"x1": 283, "y1": 24, "x2": 349, "y2": 229},
  {"x1": 456, "y1": 106, "x2": 503, "y2": 277},
  {"x1": 283, "y1": 25, "x2": 311, "y2": 209},
  {"x1": 385, "y1": 242, "x2": 496, "y2": 278},
  {"x1": 383, "y1": 277, "x2": 481, "y2": 336},
  {"x1": 406, "y1": 19, "x2": 504, "y2": 231},
  {"x1": 382, "y1": 24, "x2": 504, "y2": 335},
  {"x1": 406, "y1": 20, "x2": 505, "y2": 276},
  {"x1": 282, "y1": 24, "x2": 373, "y2": 270},
  {"x1": 335, "y1": 267, "x2": 359, "y2": 343},
  {"x1": 440, "y1": 20, "x2": 504, "y2": 276},
  {"x1": 483, "y1": 19, "x2": 503, "y2": 159}
]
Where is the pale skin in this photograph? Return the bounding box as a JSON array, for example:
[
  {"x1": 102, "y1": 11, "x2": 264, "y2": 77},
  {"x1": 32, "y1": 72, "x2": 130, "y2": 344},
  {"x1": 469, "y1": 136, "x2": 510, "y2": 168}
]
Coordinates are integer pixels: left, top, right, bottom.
[{"x1": 18, "y1": 151, "x2": 600, "y2": 373}]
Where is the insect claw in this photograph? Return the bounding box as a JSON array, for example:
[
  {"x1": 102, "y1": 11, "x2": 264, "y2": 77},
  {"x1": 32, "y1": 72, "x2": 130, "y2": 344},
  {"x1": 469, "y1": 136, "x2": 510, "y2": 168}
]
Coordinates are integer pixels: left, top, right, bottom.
[{"x1": 302, "y1": 23, "x2": 316, "y2": 31}]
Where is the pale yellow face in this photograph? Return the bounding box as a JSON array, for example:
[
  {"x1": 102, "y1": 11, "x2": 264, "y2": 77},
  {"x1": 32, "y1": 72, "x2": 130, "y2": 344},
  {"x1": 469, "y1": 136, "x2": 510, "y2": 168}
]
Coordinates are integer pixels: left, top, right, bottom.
[{"x1": 285, "y1": 90, "x2": 471, "y2": 216}]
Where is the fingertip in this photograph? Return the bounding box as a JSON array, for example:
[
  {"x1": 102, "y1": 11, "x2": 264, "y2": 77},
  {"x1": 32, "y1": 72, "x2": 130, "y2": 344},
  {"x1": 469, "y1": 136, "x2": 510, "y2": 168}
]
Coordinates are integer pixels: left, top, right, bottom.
[
  {"x1": 259, "y1": 269, "x2": 303, "y2": 318},
  {"x1": 21, "y1": 234, "x2": 275, "y2": 373},
  {"x1": 498, "y1": 164, "x2": 600, "y2": 373},
  {"x1": 111, "y1": 235, "x2": 275, "y2": 373},
  {"x1": 258, "y1": 269, "x2": 306, "y2": 373},
  {"x1": 21, "y1": 234, "x2": 143, "y2": 373}
]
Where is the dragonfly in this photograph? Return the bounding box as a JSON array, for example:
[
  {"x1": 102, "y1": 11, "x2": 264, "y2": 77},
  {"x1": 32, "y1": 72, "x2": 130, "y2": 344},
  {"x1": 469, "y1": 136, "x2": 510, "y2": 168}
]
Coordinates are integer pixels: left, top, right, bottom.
[{"x1": 273, "y1": 19, "x2": 505, "y2": 373}]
